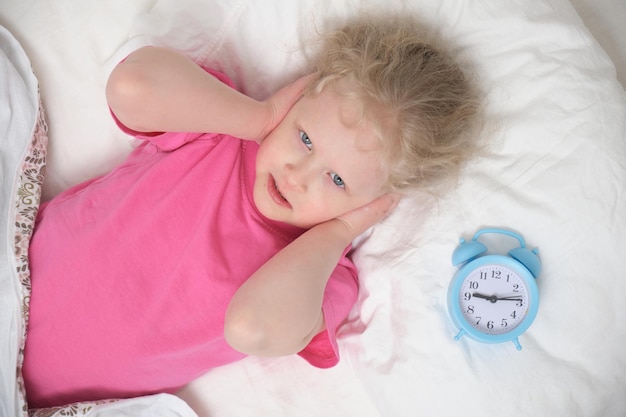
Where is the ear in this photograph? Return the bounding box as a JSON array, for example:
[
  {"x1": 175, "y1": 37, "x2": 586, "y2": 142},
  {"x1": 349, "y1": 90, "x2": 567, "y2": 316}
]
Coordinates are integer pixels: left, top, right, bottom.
[
  {"x1": 452, "y1": 238, "x2": 487, "y2": 266},
  {"x1": 509, "y1": 247, "x2": 541, "y2": 278}
]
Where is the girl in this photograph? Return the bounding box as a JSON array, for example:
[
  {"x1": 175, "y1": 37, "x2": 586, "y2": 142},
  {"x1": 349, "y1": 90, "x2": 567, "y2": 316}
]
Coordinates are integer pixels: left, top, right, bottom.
[{"x1": 22, "y1": 15, "x2": 480, "y2": 409}]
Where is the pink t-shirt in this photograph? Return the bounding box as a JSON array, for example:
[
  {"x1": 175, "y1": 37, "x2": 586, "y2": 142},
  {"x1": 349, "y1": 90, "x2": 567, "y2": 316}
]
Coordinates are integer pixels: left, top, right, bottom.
[{"x1": 23, "y1": 72, "x2": 358, "y2": 408}]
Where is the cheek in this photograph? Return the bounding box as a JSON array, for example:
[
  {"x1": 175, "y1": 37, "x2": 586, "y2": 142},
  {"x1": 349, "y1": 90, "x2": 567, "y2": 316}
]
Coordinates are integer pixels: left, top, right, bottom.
[
  {"x1": 305, "y1": 193, "x2": 359, "y2": 219},
  {"x1": 258, "y1": 128, "x2": 294, "y2": 164},
  {"x1": 295, "y1": 196, "x2": 338, "y2": 224},
  {"x1": 256, "y1": 137, "x2": 280, "y2": 170}
]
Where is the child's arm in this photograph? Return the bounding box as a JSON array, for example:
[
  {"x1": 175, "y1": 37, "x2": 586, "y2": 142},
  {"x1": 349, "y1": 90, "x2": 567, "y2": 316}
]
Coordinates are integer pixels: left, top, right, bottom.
[
  {"x1": 224, "y1": 194, "x2": 400, "y2": 357},
  {"x1": 106, "y1": 46, "x2": 310, "y2": 139}
]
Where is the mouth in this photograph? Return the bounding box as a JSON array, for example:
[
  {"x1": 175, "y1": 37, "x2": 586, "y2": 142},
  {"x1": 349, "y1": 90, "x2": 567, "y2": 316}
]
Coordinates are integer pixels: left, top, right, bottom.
[{"x1": 268, "y1": 174, "x2": 292, "y2": 208}]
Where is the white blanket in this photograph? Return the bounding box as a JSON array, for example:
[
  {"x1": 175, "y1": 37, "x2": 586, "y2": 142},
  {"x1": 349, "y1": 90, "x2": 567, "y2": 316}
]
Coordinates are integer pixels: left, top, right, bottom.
[
  {"x1": 0, "y1": 25, "x2": 38, "y2": 417},
  {"x1": 1, "y1": 1, "x2": 625, "y2": 416}
]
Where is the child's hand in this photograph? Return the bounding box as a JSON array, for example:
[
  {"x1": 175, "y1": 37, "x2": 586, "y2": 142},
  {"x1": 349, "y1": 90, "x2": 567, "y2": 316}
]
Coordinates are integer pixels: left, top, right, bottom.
[
  {"x1": 225, "y1": 192, "x2": 401, "y2": 357},
  {"x1": 255, "y1": 74, "x2": 316, "y2": 142},
  {"x1": 330, "y1": 194, "x2": 401, "y2": 242}
]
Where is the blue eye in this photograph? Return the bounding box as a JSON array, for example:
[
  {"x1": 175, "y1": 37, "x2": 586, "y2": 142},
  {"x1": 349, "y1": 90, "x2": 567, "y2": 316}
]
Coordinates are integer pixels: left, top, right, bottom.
[
  {"x1": 330, "y1": 172, "x2": 345, "y2": 188},
  {"x1": 300, "y1": 131, "x2": 312, "y2": 150}
]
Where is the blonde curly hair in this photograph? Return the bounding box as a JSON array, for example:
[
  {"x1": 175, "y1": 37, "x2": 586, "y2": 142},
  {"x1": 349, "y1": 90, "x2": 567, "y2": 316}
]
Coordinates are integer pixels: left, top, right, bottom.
[{"x1": 307, "y1": 15, "x2": 482, "y2": 194}]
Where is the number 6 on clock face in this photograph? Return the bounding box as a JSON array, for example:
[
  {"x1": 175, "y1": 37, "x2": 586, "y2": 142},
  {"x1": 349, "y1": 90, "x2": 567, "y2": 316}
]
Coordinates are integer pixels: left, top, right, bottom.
[{"x1": 447, "y1": 228, "x2": 540, "y2": 350}]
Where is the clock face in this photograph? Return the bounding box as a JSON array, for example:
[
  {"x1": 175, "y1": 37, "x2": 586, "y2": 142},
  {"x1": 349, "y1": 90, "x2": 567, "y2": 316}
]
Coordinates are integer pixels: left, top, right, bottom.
[{"x1": 458, "y1": 264, "x2": 530, "y2": 335}]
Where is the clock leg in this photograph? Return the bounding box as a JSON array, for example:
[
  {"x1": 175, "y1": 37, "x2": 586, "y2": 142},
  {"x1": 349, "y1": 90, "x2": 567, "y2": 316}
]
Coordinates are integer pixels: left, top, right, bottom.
[{"x1": 454, "y1": 329, "x2": 467, "y2": 341}]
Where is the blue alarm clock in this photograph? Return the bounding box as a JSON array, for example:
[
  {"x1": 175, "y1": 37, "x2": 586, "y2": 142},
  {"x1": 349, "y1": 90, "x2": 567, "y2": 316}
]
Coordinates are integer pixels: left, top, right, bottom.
[{"x1": 447, "y1": 228, "x2": 540, "y2": 350}]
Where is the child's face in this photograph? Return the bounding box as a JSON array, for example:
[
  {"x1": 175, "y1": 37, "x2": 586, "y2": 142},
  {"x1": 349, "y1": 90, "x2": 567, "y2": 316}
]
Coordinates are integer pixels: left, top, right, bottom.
[{"x1": 254, "y1": 85, "x2": 387, "y2": 229}]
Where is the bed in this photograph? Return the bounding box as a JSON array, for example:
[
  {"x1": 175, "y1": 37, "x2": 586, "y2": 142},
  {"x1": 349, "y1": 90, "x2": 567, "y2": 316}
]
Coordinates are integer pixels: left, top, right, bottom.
[{"x1": 1, "y1": 0, "x2": 625, "y2": 416}]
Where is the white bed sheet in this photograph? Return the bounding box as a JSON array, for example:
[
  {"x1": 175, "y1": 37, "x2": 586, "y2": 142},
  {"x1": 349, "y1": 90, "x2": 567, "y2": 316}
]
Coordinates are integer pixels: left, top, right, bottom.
[
  {"x1": 568, "y1": 0, "x2": 626, "y2": 87},
  {"x1": 1, "y1": 0, "x2": 625, "y2": 416}
]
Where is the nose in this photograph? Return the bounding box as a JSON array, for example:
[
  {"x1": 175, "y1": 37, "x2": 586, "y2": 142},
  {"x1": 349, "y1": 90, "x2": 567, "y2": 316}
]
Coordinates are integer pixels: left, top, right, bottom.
[{"x1": 283, "y1": 162, "x2": 309, "y2": 193}]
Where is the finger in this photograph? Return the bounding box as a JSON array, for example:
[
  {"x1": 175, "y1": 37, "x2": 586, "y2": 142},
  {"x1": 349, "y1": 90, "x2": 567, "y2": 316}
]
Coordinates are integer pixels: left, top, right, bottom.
[
  {"x1": 281, "y1": 73, "x2": 316, "y2": 102},
  {"x1": 337, "y1": 194, "x2": 402, "y2": 237},
  {"x1": 268, "y1": 74, "x2": 316, "y2": 121},
  {"x1": 362, "y1": 193, "x2": 401, "y2": 223}
]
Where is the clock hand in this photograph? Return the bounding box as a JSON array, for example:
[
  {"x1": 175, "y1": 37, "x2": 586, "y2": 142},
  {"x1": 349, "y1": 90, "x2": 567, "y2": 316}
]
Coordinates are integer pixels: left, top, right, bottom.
[
  {"x1": 496, "y1": 296, "x2": 523, "y2": 301},
  {"x1": 472, "y1": 293, "x2": 523, "y2": 303},
  {"x1": 472, "y1": 292, "x2": 498, "y2": 303}
]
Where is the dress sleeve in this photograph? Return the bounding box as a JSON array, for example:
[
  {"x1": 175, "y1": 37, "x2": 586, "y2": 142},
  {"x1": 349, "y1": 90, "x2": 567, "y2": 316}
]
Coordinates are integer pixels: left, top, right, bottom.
[{"x1": 297, "y1": 250, "x2": 359, "y2": 368}]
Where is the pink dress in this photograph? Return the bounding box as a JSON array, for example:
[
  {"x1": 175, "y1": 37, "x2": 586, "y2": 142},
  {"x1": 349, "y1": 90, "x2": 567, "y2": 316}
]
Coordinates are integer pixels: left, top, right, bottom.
[{"x1": 23, "y1": 71, "x2": 358, "y2": 408}]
